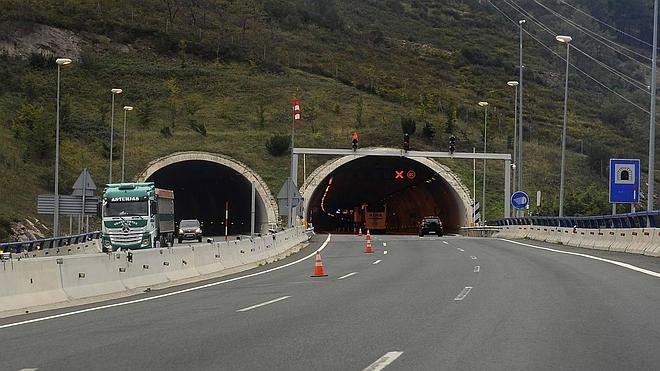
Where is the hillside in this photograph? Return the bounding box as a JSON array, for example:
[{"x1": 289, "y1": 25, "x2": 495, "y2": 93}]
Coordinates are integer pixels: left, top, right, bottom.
[{"x1": 0, "y1": 0, "x2": 656, "y2": 240}]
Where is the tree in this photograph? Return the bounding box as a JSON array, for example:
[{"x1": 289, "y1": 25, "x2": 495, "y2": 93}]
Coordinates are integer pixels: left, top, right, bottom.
[
  {"x1": 11, "y1": 103, "x2": 53, "y2": 160},
  {"x1": 138, "y1": 100, "x2": 154, "y2": 127},
  {"x1": 265, "y1": 134, "x2": 290, "y2": 156},
  {"x1": 422, "y1": 122, "x2": 435, "y2": 140},
  {"x1": 165, "y1": 79, "x2": 180, "y2": 128},
  {"x1": 445, "y1": 109, "x2": 456, "y2": 134},
  {"x1": 401, "y1": 117, "x2": 416, "y2": 135}
]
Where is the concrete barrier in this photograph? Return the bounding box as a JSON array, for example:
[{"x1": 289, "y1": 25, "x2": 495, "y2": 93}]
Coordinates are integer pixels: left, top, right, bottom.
[
  {"x1": 0, "y1": 227, "x2": 310, "y2": 314},
  {"x1": 609, "y1": 230, "x2": 634, "y2": 252},
  {"x1": 644, "y1": 231, "x2": 660, "y2": 257},
  {"x1": 0, "y1": 258, "x2": 68, "y2": 312}
]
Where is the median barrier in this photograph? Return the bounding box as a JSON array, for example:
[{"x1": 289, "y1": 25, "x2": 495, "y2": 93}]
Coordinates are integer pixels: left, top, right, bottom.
[
  {"x1": 59, "y1": 254, "x2": 125, "y2": 300},
  {"x1": 593, "y1": 230, "x2": 616, "y2": 251},
  {"x1": 194, "y1": 243, "x2": 225, "y2": 275},
  {"x1": 119, "y1": 248, "x2": 171, "y2": 290},
  {"x1": 609, "y1": 229, "x2": 633, "y2": 252},
  {"x1": 165, "y1": 246, "x2": 200, "y2": 281},
  {"x1": 644, "y1": 231, "x2": 660, "y2": 257},
  {"x1": 624, "y1": 229, "x2": 647, "y2": 254},
  {"x1": 0, "y1": 258, "x2": 68, "y2": 312},
  {"x1": 545, "y1": 228, "x2": 562, "y2": 244},
  {"x1": 575, "y1": 230, "x2": 594, "y2": 249}
]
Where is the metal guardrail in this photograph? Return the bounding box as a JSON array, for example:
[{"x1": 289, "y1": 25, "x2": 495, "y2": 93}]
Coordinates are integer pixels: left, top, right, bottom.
[
  {"x1": 0, "y1": 231, "x2": 101, "y2": 253},
  {"x1": 493, "y1": 211, "x2": 660, "y2": 229}
]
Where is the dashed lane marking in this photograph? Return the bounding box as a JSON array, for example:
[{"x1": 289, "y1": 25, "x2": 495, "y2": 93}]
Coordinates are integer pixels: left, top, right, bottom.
[
  {"x1": 442, "y1": 241, "x2": 449, "y2": 245},
  {"x1": 454, "y1": 287, "x2": 473, "y2": 301},
  {"x1": 363, "y1": 351, "x2": 404, "y2": 371},
  {"x1": 236, "y1": 296, "x2": 291, "y2": 312},
  {"x1": 470, "y1": 256, "x2": 477, "y2": 260},
  {"x1": 373, "y1": 260, "x2": 382, "y2": 265},
  {"x1": 383, "y1": 250, "x2": 388, "y2": 255},
  {"x1": 474, "y1": 266, "x2": 480, "y2": 273},
  {"x1": 383, "y1": 242, "x2": 387, "y2": 247},
  {"x1": 338, "y1": 272, "x2": 358, "y2": 280},
  {"x1": 457, "y1": 248, "x2": 464, "y2": 252}
]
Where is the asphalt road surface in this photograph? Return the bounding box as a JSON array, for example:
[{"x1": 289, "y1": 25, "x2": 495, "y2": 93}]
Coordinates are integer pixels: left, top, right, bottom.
[{"x1": 2, "y1": 234, "x2": 660, "y2": 370}]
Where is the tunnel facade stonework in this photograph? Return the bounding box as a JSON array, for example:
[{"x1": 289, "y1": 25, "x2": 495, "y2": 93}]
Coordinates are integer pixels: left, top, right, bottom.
[{"x1": 136, "y1": 151, "x2": 278, "y2": 233}]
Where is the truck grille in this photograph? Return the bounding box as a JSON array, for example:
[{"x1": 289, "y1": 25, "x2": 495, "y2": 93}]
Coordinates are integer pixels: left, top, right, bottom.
[{"x1": 108, "y1": 227, "x2": 145, "y2": 245}]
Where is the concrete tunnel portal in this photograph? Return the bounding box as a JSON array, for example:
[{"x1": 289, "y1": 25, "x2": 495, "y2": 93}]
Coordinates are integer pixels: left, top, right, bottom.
[
  {"x1": 302, "y1": 153, "x2": 472, "y2": 234},
  {"x1": 136, "y1": 152, "x2": 278, "y2": 236}
]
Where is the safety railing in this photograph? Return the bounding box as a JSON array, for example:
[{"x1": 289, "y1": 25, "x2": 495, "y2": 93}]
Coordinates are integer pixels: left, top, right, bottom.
[
  {"x1": 0, "y1": 231, "x2": 101, "y2": 253},
  {"x1": 493, "y1": 211, "x2": 660, "y2": 229}
]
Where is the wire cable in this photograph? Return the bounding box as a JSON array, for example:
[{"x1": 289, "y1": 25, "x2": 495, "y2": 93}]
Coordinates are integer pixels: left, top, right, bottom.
[{"x1": 488, "y1": 0, "x2": 651, "y2": 114}]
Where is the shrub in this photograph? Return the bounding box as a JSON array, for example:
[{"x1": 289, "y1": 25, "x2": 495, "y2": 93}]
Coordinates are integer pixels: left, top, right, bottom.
[
  {"x1": 401, "y1": 117, "x2": 416, "y2": 135},
  {"x1": 265, "y1": 134, "x2": 290, "y2": 156},
  {"x1": 422, "y1": 122, "x2": 435, "y2": 139}
]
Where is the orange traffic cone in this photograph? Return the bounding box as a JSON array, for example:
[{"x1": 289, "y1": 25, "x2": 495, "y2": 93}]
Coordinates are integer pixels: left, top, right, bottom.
[
  {"x1": 366, "y1": 230, "x2": 371, "y2": 241},
  {"x1": 311, "y1": 251, "x2": 328, "y2": 277},
  {"x1": 365, "y1": 239, "x2": 374, "y2": 254},
  {"x1": 358, "y1": 228, "x2": 362, "y2": 236}
]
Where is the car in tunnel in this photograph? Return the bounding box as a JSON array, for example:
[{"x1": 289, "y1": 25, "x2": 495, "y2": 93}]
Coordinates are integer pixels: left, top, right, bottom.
[
  {"x1": 178, "y1": 219, "x2": 203, "y2": 243},
  {"x1": 418, "y1": 216, "x2": 443, "y2": 237}
]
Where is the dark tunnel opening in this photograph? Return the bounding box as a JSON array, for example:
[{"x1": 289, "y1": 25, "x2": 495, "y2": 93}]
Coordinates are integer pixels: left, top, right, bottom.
[
  {"x1": 307, "y1": 156, "x2": 465, "y2": 234},
  {"x1": 146, "y1": 160, "x2": 264, "y2": 237}
]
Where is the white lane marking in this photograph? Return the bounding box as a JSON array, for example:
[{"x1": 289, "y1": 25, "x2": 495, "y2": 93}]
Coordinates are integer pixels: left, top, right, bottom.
[
  {"x1": 338, "y1": 272, "x2": 358, "y2": 280},
  {"x1": 474, "y1": 266, "x2": 480, "y2": 273},
  {"x1": 383, "y1": 250, "x2": 388, "y2": 255},
  {"x1": 18, "y1": 369, "x2": 39, "y2": 371},
  {"x1": 373, "y1": 260, "x2": 382, "y2": 265},
  {"x1": 470, "y1": 256, "x2": 477, "y2": 260},
  {"x1": 457, "y1": 248, "x2": 464, "y2": 252},
  {"x1": 501, "y1": 239, "x2": 660, "y2": 279},
  {"x1": 363, "y1": 351, "x2": 404, "y2": 371},
  {"x1": 0, "y1": 235, "x2": 333, "y2": 330},
  {"x1": 442, "y1": 241, "x2": 449, "y2": 245},
  {"x1": 236, "y1": 296, "x2": 291, "y2": 312},
  {"x1": 383, "y1": 242, "x2": 387, "y2": 247},
  {"x1": 454, "y1": 286, "x2": 473, "y2": 301}
]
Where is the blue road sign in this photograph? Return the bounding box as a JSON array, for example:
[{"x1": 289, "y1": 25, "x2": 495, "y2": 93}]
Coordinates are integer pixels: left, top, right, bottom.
[
  {"x1": 609, "y1": 159, "x2": 640, "y2": 203},
  {"x1": 511, "y1": 191, "x2": 529, "y2": 210}
]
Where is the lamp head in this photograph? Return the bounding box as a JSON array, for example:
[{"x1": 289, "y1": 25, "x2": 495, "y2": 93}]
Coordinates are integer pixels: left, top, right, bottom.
[
  {"x1": 123, "y1": 106, "x2": 134, "y2": 111},
  {"x1": 478, "y1": 101, "x2": 489, "y2": 107},
  {"x1": 556, "y1": 35, "x2": 572, "y2": 43},
  {"x1": 111, "y1": 88, "x2": 123, "y2": 94},
  {"x1": 56, "y1": 58, "x2": 72, "y2": 65},
  {"x1": 507, "y1": 81, "x2": 519, "y2": 87},
  {"x1": 519, "y1": 19, "x2": 526, "y2": 25}
]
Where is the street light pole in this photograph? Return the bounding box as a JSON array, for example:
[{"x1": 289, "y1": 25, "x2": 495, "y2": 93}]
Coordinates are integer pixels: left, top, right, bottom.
[
  {"x1": 53, "y1": 58, "x2": 72, "y2": 237},
  {"x1": 557, "y1": 35, "x2": 573, "y2": 217},
  {"x1": 478, "y1": 101, "x2": 489, "y2": 225},
  {"x1": 518, "y1": 19, "x2": 526, "y2": 194},
  {"x1": 109, "y1": 88, "x2": 123, "y2": 184},
  {"x1": 507, "y1": 80, "x2": 519, "y2": 216},
  {"x1": 121, "y1": 106, "x2": 134, "y2": 183},
  {"x1": 649, "y1": 0, "x2": 658, "y2": 211}
]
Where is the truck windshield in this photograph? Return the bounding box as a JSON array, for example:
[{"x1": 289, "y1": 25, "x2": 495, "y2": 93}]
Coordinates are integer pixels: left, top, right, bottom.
[{"x1": 104, "y1": 201, "x2": 148, "y2": 217}]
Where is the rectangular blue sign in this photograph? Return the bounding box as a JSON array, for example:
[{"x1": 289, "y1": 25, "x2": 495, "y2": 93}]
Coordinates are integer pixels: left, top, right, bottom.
[{"x1": 609, "y1": 159, "x2": 640, "y2": 203}]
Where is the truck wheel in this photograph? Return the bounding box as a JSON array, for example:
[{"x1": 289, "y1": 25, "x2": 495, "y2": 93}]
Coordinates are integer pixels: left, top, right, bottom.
[
  {"x1": 198, "y1": 236, "x2": 202, "y2": 243},
  {"x1": 178, "y1": 238, "x2": 182, "y2": 244}
]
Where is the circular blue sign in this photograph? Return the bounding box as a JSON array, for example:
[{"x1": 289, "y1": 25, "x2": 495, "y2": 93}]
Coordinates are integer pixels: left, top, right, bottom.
[{"x1": 511, "y1": 191, "x2": 529, "y2": 210}]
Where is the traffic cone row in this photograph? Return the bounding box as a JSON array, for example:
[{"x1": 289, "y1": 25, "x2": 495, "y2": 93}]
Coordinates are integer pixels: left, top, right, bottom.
[
  {"x1": 358, "y1": 227, "x2": 362, "y2": 236},
  {"x1": 311, "y1": 251, "x2": 328, "y2": 277},
  {"x1": 366, "y1": 229, "x2": 371, "y2": 241}
]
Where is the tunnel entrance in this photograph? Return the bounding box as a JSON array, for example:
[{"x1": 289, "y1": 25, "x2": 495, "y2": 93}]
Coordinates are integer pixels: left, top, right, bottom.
[
  {"x1": 136, "y1": 152, "x2": 277, "y2": 236},
  {"x1": 303, "y1": 155, "x2": 471, "y2": 234}
]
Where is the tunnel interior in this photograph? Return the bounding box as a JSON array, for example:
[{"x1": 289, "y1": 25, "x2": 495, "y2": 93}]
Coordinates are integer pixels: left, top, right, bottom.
[
  {"x1": 307, "y1": 156, "x2": 465, "y2": 234},
  {"x1": 146, "y1": 160, "x2": 266, "y2": 236}
]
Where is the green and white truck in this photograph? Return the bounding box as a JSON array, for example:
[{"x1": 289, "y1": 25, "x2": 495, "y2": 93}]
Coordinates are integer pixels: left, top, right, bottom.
[{"x1": 101, "y1": 182, "x2": 175, "y2": 251}]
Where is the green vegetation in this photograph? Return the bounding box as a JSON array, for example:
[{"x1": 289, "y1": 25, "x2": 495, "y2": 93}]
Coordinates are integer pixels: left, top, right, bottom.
[{"x1": 0, "y1": 0, "x2": 655, "y2": 239}]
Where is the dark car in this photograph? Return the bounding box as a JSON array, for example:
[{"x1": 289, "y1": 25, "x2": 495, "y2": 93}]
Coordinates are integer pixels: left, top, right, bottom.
[
  {"x1": 418, "y1": 216, "x2": 443, "y2": 237},
  {"x1": 178, "y1": 219, "x2": 203, "y2": 243}
]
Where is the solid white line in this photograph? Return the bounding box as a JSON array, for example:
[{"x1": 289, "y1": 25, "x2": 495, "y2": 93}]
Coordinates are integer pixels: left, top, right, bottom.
[
  {"x1": 236, "y1": 296, "x2": 291, "y2": 312},
  {"x1": 338, "y1": 272, "x2": 358, "y2": 280},
  {"x1": 454, "y1": 286, "x2": 473, "y2": 301},
  {"x1": 363, "y1": 351, "x2": 404, "y2": 371},
  {"x1": 442, "y1": 241, "x2": 449, "y2": 245},
  {"x1": 457, "y1": 248, "x2": 464, "y2": 252},
  {"x1": 372, "y1": 260, "x2": 382, "y2": 265},
  {"x1": 18, "y1": 369, "x2": 39, "y2": 371},
  {"x1": 0, "y1": 235, "x2": 333, "y2": 330},
  {"x1": 500, "y1": 239, "x2": 660, "y2": 279},
  {"x1": 470, "y1": 256, "x2": 477, "y2": 260},
  {"x1": 383, "y1": 250, "x2": 388, "y2": 255},
  {"x1": 474, "y1": 266, "x2": 480, "y2": 273}
]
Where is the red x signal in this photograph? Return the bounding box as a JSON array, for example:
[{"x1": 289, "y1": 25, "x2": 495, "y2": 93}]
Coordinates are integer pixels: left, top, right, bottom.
[{"x1": 395, "y1": 170, "x2": 404, "y2": 179}]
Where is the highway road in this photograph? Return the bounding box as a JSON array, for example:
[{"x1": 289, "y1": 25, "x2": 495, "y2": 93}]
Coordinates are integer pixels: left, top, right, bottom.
[{"x1": 2, "y1": 234, "x2": 660, "y2": 370}]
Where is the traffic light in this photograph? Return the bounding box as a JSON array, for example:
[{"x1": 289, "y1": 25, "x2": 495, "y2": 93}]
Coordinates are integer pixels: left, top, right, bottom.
[
  {"x1": 449, "y1": 135, "x2": 456, "y2": 155},
  {"x1": 352, "y1": 133, "x2": 359, "y2": 151},
  {"x1": 403, "y1": 133, "x2": 410, "y2": 152}
]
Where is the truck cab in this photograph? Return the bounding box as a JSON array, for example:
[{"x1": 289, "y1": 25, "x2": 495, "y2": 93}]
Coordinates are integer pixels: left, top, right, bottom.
[{"x1": 101, "y1": 183, "x2": 175, "y2": 251}]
